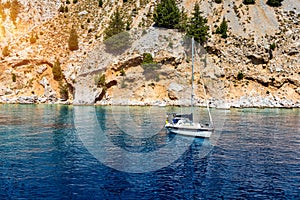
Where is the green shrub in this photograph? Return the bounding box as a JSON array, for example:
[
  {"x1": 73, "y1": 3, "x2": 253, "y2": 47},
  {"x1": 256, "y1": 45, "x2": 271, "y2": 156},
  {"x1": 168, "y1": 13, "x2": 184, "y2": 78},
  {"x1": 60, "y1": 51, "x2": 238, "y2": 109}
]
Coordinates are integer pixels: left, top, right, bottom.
[
  {"x1": 266, "y1": 0, "x2": 284, "y2": 7},
  {"x1": 104, "y1": 8, "x2": 125, "y2": 39},
  {"x1": 142, "y1": 53, "x2": 154, "y2": 64},
  {"x1": 186, "y1": 2, "x2": 209, "y2": 44},
  {"x1": 2, "y1": 46, "x2": 9, "y2": 56},
  {"x1": 12, "y1": 73, "x2": 16, "y2": 82},
  {"x1": 73, "y1": 0, "x2": 78, "y2": 3},
  {"x1": 126, "y1": 21, "x2": 131, "y2": 31},
  {"x1": 175, "y1": 7, "x2": 188, "y2": 32},
  {"x1": 215, "y1": 0, "x2": 222, "y2": 3},
  {"x1": 95, "y1": 73, "x2": 106, "y2": 87},
  {"x1": 59, "y1": 5, "x2": 64, "y2": 13},
  {"x1": 66, "y1": 0, "x2": 70, "y2": 4},
  {"x1": 216, "y1": 18, "x2": 228, "y2": 38},
  {"x1": 68, "y1": 28, "x2": 79, "y2": 51},
  {"x1": 120, "y1": 68, "x2": 126, "y2": 76},
  {"x1": 237, "y1": 71, "x2": 244, "y2": 80},
  {"x1": 30, "y1": 33, "x2": 37, "y2": 44},
  {"x1": 243, "y1": 0, "x2": 255, "y2": 5},
  {"x1": 52, "y1": 59, "x2": 63, "y2": 81},
  {"x1": 10, "y1": 0, "x2": 20, "y2": 24},
  {"x1": 98, "y1": 0, "x2": 103, "y2": 7},
  {"x1": 270, "y1": 43, "x2": 276, "y2": 50},
  {"x1": 59, "y1": 82, "x2": 69, "y2": 100},
  {"x1": 153, "y1": 0, "x2": 180, "y2": 29}
]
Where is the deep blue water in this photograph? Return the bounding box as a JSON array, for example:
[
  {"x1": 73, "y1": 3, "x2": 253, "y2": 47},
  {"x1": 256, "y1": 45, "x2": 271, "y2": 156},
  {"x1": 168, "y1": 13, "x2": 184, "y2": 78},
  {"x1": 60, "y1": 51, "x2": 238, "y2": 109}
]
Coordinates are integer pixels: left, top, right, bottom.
[{"x1": 0, "y1": 104, "x2": 299, "y2": 199}]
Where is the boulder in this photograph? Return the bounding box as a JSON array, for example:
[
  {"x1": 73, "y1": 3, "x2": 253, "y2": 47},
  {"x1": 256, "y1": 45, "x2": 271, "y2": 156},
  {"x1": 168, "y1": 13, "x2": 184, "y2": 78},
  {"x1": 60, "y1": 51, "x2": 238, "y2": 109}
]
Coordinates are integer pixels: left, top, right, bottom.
[
  {"x1": 39, "y1": 77, "x2": 49, "y2": 87},
  {"x1": 168, "y1": 82, "x2": 184, "y2": 92},
  {"x1": 17, "y1": 96, "x2": 37, "y2": 104},
  {"x1": 36, "y1": 65, "x2": 47, "y2": 74}
]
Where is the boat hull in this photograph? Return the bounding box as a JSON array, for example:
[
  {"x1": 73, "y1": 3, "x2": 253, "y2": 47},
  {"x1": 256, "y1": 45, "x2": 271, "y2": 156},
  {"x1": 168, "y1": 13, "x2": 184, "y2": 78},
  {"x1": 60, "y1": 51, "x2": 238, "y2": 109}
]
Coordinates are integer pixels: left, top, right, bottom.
[{"x1": 165, "y1": 126, "x2": 213, "y2": 138}]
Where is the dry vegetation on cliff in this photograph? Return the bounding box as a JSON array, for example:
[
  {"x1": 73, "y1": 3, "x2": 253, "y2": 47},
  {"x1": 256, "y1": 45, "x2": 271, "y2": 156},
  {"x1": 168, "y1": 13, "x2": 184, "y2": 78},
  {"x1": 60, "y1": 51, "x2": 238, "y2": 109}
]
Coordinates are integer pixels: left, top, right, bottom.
[{"x1": 0, "y1": 0, "x2": 299, "y2": 107}]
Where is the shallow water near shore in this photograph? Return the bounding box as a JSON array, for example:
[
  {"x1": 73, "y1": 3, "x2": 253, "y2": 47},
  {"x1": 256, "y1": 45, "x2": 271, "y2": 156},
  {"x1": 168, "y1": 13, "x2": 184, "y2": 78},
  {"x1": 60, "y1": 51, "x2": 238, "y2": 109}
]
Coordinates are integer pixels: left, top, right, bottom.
[{"x1": 0, "y1": 104, "x2": 299, "y2": 199}]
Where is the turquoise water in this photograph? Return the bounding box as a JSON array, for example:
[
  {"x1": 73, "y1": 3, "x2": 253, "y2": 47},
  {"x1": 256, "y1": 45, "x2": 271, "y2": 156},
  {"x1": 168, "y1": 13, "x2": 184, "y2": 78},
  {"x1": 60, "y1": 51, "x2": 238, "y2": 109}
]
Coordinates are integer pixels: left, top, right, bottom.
[{"x1": 0, "y1": 104, "x2": 299, "y2": 199}]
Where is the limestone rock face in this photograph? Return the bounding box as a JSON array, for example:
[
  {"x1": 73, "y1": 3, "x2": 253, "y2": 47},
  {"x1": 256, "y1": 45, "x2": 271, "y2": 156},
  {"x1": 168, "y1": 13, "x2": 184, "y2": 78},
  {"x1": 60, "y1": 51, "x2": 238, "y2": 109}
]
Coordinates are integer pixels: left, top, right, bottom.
[{"x1": 0, "y1": 0, "x2": 299, "y2": 107}]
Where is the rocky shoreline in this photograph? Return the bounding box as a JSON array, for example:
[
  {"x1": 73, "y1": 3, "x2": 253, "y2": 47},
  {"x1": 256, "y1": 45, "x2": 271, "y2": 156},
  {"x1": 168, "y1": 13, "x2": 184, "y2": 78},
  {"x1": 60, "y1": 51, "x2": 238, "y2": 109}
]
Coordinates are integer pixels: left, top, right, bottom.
[
  {"x1": 1, "y1": 95, "x2": 299, "y2": 108},
  {"x1": 0, "y1": 96, "x2": 71, "y2": 105}
]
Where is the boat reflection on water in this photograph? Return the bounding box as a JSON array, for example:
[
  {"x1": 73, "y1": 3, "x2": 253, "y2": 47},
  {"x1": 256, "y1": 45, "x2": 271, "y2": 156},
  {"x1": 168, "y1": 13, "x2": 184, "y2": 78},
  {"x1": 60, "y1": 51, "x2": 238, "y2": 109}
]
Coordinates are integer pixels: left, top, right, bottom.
[
  {"x1": 96, "y1": 106, "x2": 212, "y2": 151},
  {"x1": 75, "y1": 106, "x2": 215, "y2": 173}
]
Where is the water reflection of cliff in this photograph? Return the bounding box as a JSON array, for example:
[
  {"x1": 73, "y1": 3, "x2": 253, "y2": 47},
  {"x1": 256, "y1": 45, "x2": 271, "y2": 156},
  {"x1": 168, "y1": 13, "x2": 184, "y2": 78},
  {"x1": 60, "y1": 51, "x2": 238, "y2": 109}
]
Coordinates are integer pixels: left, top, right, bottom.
[{"x1": 95, "y1": 106, "x2": 170, "y2": 152}]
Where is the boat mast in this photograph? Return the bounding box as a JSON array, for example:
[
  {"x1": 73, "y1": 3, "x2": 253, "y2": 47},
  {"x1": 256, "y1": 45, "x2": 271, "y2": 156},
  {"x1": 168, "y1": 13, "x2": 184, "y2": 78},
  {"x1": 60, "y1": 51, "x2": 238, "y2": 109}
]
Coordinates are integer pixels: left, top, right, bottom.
[{"x1": 191, "y1": 37, "x2": 195, "y2": 115}]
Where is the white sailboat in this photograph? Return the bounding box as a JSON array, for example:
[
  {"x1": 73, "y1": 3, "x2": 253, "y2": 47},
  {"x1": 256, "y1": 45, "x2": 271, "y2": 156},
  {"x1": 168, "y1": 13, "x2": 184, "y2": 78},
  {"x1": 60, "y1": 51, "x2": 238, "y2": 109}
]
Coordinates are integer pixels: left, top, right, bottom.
[{"x1": 165, "y1": 37, "x2": 214, "y2": 138}]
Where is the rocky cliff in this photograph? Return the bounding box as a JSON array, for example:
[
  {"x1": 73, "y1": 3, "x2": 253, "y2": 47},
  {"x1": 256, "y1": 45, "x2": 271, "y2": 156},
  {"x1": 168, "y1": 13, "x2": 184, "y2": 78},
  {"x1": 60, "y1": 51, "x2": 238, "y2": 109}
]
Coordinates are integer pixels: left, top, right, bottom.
[{"x1": 0, "y1": 0, "x2": 299, "y2": 107}]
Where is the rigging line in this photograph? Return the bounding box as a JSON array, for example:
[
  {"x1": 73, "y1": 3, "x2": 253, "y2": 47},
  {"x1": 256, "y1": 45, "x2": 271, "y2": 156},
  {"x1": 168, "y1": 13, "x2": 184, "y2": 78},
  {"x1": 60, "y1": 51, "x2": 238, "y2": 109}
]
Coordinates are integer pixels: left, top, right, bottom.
[{"x1": 197, "y1": 43, "x2": 214, "y2": 128}]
